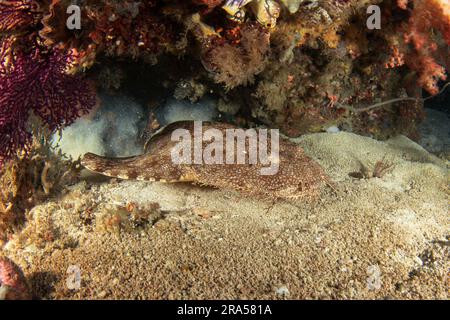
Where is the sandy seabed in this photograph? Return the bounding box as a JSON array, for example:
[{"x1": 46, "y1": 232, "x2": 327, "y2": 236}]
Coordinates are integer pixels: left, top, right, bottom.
[{"x1": 2, "y1": 132, "x2": 449, "y2": 299}]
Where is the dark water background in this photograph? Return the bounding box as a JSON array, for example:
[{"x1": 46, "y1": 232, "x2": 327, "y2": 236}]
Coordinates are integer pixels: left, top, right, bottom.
[{"x1": 425, "y1": 81, "x2": 450, "y2": 114}]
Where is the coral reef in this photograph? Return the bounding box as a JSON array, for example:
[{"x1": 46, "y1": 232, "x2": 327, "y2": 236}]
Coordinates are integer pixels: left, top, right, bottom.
[
  {"x1": 0, "y1": 0, "x2": 448, "y2": 301},
  {"x1": 1, "y1": 0, "x2": 448, "y2": 154},
  {"x1": 0, "y1": 1, "x2": 446, "y2": 235},
  {"x1": 40, "y1": 0, "x2": 178, "y2": 68}
]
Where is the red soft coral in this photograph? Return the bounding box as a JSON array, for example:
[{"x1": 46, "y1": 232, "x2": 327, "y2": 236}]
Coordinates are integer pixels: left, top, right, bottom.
[{"x1": 399, "y1": 0, "x2": 450, "y2": 94}]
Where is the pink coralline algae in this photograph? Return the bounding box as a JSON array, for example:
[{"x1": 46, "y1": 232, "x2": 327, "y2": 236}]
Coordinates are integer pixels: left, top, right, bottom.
[
  {"x1": 0, "y1": 46, "x2": 97, "y2": 163},
  {"x1": 0, "y1": 257, "x2": 31, "y2": 300}
]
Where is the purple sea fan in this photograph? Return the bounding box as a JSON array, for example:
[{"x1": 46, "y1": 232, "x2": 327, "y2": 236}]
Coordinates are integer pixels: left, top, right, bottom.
[{"x1": 0, "y1": 46, "x2": 97, "y2": 163}]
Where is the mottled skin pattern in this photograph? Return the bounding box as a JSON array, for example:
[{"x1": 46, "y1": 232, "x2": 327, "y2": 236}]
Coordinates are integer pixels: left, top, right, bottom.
[
  {"x1": 82, "y1": 121, "x2": 330, "y2": 200},
  {"x1": 0, "y1": 257, "x2": 31, "y2": 300}
]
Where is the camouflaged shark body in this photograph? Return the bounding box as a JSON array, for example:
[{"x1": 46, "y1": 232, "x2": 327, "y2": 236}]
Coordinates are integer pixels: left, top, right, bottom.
[{"x1": 82, "y1": 121, "x2": 330, "y2": 200}]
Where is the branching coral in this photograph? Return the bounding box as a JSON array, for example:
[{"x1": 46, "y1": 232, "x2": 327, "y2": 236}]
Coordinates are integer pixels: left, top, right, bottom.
[{"x1": 0, "y1": 45, "x2": 96, "y2": 163}]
